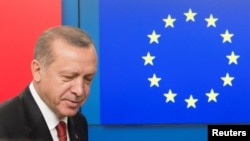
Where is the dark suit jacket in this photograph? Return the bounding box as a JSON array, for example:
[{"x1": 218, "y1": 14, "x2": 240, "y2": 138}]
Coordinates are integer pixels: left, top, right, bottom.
[{"x1": 0, "y1": 86, "x2": 88, "y2": 141}]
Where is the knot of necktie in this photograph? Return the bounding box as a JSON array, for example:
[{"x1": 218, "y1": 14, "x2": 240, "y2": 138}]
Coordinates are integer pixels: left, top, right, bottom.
[{"x1": 56, "y1": 121, "x2": 67, "y2": 141}]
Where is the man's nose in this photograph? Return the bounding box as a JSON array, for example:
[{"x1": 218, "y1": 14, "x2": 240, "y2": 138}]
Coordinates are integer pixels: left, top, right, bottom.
[{"x1": 71, "y1": 79, "x2": 84, "y2": 96}]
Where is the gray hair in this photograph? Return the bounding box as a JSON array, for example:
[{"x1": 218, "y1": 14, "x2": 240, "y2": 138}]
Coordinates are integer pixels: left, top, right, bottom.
[{"x1": 34, "y1": 26, "x2": 94, "y2": 68}]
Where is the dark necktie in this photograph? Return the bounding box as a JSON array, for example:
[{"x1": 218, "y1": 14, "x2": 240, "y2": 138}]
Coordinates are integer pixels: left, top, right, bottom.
[{"x1": 56, "y1": 121, "x2": 67, "y2": 141}]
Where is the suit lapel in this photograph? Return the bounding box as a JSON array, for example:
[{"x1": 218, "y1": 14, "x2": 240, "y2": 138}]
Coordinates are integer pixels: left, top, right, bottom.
[
  {"x1": 68, "y1": 117, "x2": 80, "y2": 141},
  {"x1": 20, "y1": 87, "x2": 53, "y2": 141}
]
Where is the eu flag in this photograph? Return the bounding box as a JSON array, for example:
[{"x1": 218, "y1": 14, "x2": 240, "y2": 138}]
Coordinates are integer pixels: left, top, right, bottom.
[{"x1": 100, "y1": 0, "x2": 250, "y2": 124}]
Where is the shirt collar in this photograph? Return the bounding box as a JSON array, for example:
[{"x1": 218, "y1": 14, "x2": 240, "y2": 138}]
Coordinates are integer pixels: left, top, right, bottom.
[{"x1": 29, "y1": 82, "x2": 68, "y2": 130}]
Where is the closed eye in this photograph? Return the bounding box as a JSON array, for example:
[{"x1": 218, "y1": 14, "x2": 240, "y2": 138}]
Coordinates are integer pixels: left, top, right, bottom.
[
  {"x1": 84, "y1": 76, "x2": 94, "y2": 85},
  {"x1": 62, "y1": 75, "x2": 76, "y2": 81}
]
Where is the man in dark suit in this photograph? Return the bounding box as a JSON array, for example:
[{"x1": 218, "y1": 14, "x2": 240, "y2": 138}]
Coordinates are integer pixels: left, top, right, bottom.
[{"x1": 0, "y1": 26, "x2": 98, "y2": 141}]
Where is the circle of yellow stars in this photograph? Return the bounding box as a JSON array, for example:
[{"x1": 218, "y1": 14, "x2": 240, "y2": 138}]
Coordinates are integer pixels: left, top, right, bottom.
[{"x1": 141, "y1": 8, "x2": 240, "y2": 109}]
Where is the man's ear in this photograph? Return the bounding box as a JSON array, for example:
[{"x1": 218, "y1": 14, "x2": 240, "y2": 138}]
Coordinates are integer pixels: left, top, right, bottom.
[{"x1": 31, "y1": 59, "x2": 42, "y2": 82}]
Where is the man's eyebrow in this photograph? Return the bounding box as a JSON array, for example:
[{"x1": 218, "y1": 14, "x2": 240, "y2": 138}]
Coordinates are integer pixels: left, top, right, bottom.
[
  {"x1": 86, "y1": 74, "x2": 95, "y2": 78},
  {"x1": 59, "y1": 71, "x2": 79, "y2": 76}
]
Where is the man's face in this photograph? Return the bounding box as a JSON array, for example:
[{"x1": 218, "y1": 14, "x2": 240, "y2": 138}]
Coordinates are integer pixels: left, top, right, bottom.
[{"x1": 33, "y1": 39, "x2": 97, "y2": 119}]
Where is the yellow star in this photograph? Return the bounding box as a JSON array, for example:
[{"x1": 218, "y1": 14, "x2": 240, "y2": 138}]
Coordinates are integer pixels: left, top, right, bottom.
[
  {"x1": 206, "y1": 89, "x2": 219, "y2": 102},
  {"x1": 147, "y1": 30, "x2": 161, "y2": 44},
  {"x1": 221, "y1": 73, "x2": 234, "y2": 86},
  {"x1": 184, "y1": 8, "x2": 197, "y2": 22},
  {"x1": 220, "y1": 29, "x2": 234, "y2": 43},
  {"x1": 205, "y1": 14, "x2": 218, "y2": 27},
  {"x1": 142, "y1": 52, "x2": 155, "y2": 66},
  {"x1": 163, "y1": 89, "x2": 177, "y2": 103},
  {"x1": 185, "y1": 95, "x2": 198, "y2": 108},
  {"x1": 226, "y1": 51, "x2": 240, "y2": 65},
  {"x1": 163, "y1": 14, "x2": 176, "y2": 28},
  {"x1": 148, "y1": 73, "x2": 161, "y2": 87}
]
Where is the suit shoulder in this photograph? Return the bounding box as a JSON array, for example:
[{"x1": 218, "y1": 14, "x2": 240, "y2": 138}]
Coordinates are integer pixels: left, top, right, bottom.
[
  {"x1": 0, "y1": 96, "x2": 23, "y2": 136},
  {"x1": 0, "y1": 96, "x2": 22, "y2": 116}
]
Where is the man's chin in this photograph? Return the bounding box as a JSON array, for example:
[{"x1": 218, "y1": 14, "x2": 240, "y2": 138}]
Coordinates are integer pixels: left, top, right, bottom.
[{"x1": 62, "y1": 109, "x2": 79, "y2": 117}]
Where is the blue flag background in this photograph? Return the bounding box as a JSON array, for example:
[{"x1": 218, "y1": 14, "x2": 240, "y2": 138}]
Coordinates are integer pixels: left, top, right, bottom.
[{"x1": 100, "y1": 0, "x2": 250, "y2": 124}]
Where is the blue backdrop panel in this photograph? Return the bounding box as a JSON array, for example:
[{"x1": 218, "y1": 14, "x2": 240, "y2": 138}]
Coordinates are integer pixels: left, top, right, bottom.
[
  {"x1": 89, "y1": 125, "x2": 207, "y2": 141},
  {"x1": 79, "y1": 0, "x2": 100, "y2": 124},
  {"x1": 62, "y1": 1, "x2": 208, "y2": 141},
  {"x1": 100, "y1": 0, "x2": 250, "y2": 124},
  {"x1": 62, "y1": 0, "x2": 79, "y2": 27}
]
